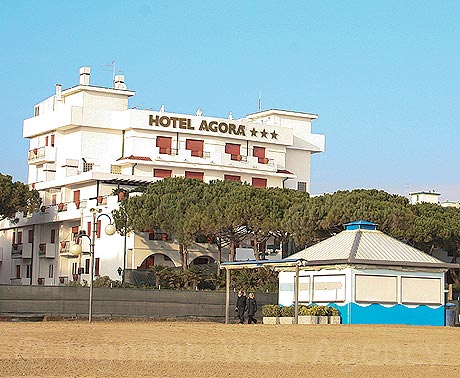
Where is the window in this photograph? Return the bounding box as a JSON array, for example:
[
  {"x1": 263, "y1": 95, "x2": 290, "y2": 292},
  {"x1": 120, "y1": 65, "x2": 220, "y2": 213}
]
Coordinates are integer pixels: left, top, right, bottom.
[
  {"x1": 85, "y1": 259, "x2": 90, "y2": 274},
  {"x1": 52, "y1": 194, "x2": 57, "y2": 205},
  {"x1": 252, "y1": 178, "x2": 267, "y2": 188},
  {"x1": 186, "y1": 139, "x2": 204, "y2": 157},
  {"x1": 111, "y1": 165, "x2": 122, "y2": 174},
  {"x1": 225, "y1": 143, "x2": 241, "y2": 161},
  {"x1": 34, "y1": 106, "x2": 39, "y2": 117},
  {"x1": 297, "y1": 181, "x2": 307, "y2": 192},
  {"x1": 50, "y1": 134, "x2": 55, "y2": 147},
  {"x1": 83, "y1": 162, "x2": 94, "y2": 172},
  {"x1": 50, "y1": 229, "x2": 56, "y2": 244},
  {"x1": 12, "y1": 232, "x2": 15, "y2": 244},
  {"x1": 16, "y1": 265, "x2": 21, "y2": 279},
  {"x1": 156, "y1": 136, "x2": 172, "y2": 154},
  {"x1": 185, "y1": 171, "x2": 204, "y2": 180},
  {"x1": 95, "y1": 258, "x2": 100, "y2": 276},
  {"x1": 224, "y1": 174, "x2": 240, "y2": 182},
  {"x1": 72, "y1": 262, "x2": 78, "y2": 275},
  {"x1": 45, "y1": 136, "x2": 49, "y2": 146},
  {"x1": 87, "y1": 222, "x2": 91, "y2": 237},
  {"x1": 154, "y1": 169, "x2": 172, "y2": 178},
  {"x1": 17, "y1": 231, "x2": 23, "y2": 244},
  {"x1": 49, "y1": 264, "x2": 54, "y2": 279},
  {"x1": 28, "y1": 230, "x2": 34, "y2": 243},
  {"x1": 253, "y1": 146, "x2": 267, "y2": 164},
  {"x1": 26, "y1": 264, "x2": 31, "y2": 279}
]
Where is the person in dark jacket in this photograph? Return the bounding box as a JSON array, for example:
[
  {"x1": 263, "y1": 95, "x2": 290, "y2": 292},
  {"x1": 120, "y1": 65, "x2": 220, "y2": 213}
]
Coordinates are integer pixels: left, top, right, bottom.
[
  {"x1": 236, "y1": 290, "x2": 247, "y2": 324},
  {"x1": 247, "y1": 292, "x2": 257, "y2": 324}
]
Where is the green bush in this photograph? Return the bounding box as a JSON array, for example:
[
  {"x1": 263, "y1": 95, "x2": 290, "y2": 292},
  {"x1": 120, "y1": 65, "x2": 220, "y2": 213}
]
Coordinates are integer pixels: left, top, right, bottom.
[
  {"x1": 262, "y1": 304, "x2": 281, "y2": 317},
  {"x1": 304, "y1": 305, "x2": 340, "y2": 316},
  {"x1": 298, "y1": 304, "x2": 311, "y2": 316},
  {"x1": 280, "y1": 305, "x2": 295, "y2": 317}
]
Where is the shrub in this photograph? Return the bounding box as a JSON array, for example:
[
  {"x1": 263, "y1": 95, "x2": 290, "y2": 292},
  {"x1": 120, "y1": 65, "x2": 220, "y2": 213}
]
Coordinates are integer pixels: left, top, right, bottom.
[
  {"x1": 280, "y1": 305, "x2": 295, "y2": 317},
  {"x1": 262, "y1": 304, "x2": 281, "y2": 317},
  {"x1": 304, "y1": 305, "x2": 340, "y2": 316},
  {"x1": 298, "y1": 304, "x2": 311, "y2": 316}
]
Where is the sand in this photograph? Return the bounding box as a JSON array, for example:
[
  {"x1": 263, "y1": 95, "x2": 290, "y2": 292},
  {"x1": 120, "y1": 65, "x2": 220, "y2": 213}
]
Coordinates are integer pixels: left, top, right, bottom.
[{"x1": 0, "y1": 320, "x2": 459, "y2": 377}]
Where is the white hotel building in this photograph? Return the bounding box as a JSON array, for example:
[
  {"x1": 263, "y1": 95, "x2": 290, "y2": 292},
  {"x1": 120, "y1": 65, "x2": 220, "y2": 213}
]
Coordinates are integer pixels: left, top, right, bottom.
[{"x1": 0, "y1": 67, "x2": 325, "y2": 286}]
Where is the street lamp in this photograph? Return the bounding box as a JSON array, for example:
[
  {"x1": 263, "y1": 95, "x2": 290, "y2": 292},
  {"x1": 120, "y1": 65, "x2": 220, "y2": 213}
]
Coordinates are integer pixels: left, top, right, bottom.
[{"x1": 69, "y1": 208, "x2": 116, "y2": 323}]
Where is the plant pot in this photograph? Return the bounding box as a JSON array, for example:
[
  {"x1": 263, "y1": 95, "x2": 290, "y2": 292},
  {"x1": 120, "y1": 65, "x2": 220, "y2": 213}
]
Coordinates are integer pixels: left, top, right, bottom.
[
  {"x1": 279, "y1": 317, "x2": 294, "y2": 324},
  {"x1": 298, "y1": 315, "x2": 317, "y2": 324},
  {"x1": 329, "y1": 316, "x2": 341, "y2": 324},
  {"x1": 59, "y1": 277, "x2": 65, "y2": 284},
  {"x1": 97, "y1": 196, "x2": 103, "y2": 204},
  {"x1": 161, "y1": 233, "x2": 168, "y2": 241},
  {"x1": 58, "y1": 203, "x2": 64, "y2": 211},
  {"x1": 60, "y1": 241, "x2": 67, "y2": 249},
  {"x1": 262, "y1": 317, "x2": 279, "y2": 325},
  {"x1": 317, "y1": 316, "x2": 328, "y2": 324},
  {"x1": 72, "y1": 274, "x2": 79, "y2": 281}
]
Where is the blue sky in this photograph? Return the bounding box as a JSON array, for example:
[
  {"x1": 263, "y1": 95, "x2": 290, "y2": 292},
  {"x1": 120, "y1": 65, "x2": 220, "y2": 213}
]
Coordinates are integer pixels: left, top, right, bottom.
[{"x1": 1, "y1": 1, "x2": 460, "y2": 201}]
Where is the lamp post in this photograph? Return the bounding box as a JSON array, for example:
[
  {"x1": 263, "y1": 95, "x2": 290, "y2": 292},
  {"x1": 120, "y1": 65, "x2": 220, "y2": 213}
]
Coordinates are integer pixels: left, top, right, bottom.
[{"x1": 70, "y1": 208, "x2": 116, "y2": 323}]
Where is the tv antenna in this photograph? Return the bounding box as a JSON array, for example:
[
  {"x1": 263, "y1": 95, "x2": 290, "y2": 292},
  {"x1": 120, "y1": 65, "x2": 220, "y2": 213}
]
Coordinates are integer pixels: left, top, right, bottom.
[{"x1": 103, "y1": 60, "x2": 122, "y2": 88}]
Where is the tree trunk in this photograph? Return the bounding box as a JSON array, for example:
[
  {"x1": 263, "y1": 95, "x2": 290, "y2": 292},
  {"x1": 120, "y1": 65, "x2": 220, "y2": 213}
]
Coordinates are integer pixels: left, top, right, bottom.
[
  {"x1": 230, "y1": 241, "x2": 236, "y2": 262},
  {"x1": 253, "y1": 235, "x2": 260, "y2": 260},
  {"x1": 179, "y1": 244, "x2": 188, "y2": 271}
]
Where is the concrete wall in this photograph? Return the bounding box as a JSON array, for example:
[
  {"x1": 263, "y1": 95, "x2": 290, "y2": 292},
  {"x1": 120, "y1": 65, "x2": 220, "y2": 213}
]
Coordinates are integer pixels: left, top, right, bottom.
[{"x1": 0, "y1": 285, "x2": 277, "y2": 323}]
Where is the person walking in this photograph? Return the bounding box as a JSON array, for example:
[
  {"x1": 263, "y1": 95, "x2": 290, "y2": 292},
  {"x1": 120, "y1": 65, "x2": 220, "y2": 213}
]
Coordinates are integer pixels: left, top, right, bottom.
[
  {"x1": 247, "y1": 292, "x2": 257, "y2": 324},
  {"x1": 236, "y1": 290, "x2": 247, "y2": 324}
]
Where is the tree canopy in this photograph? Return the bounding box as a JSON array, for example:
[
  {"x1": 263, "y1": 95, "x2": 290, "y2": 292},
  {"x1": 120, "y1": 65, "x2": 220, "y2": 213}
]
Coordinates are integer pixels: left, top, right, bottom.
[
  {"x1": 113, "y1": 179, "x2": 460, "y2": 282},
  {"x1": 0, "y1": 173, "x2": 41, "y2": 220}
]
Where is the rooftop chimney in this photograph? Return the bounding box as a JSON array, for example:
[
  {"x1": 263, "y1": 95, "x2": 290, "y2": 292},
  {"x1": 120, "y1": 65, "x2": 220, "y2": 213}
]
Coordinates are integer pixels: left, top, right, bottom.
[
  {"x1": 79, "y1": 66, "x2": 91, "y2": 85},
  {"x1": 114, "y1": 75, "x2": 127, "y2": 90},
  {"x1": 55, "y1": 84, "x2": 62, "y2": 100}
]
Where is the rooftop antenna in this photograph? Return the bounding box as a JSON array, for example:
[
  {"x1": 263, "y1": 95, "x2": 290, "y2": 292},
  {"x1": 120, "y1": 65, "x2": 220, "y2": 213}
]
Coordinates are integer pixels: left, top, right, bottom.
[
  {"x1": 103, "y1": 60, "x2": 122, "y2": 88},
  {"x1": 258, "y1": 90, "x2": 262, "y2": 112}
]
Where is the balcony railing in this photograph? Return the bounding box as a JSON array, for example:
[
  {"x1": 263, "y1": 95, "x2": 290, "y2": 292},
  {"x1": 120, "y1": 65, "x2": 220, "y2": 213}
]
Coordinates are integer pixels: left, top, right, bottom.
[{"x1": 27, "y1": 146, "x2": 56, "y2": 164}]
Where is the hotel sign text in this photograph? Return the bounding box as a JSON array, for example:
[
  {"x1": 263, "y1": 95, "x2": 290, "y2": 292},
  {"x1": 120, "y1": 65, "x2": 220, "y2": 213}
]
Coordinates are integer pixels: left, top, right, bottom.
[{"x1": 149, "y1": 115, "x2": 246, "y2": 136}]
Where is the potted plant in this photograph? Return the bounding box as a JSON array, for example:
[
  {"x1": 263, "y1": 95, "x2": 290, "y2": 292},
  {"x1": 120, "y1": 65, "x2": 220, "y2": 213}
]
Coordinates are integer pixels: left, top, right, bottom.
[
  {"x1": 60, "y1": 241, "x2": 67, "y2": 249},
  {"x1": 97, "y1": 195, "x2": 103, "y2": 204},
  {"x1": 279, "y1": 305, "x2": 295, "y2": 324},
  {"x1": 161, "y1": 233, "x2": 168, "y2": 241},
  {"x1": 58, "y1": 203, "x2": 64, "y2": 211},
  {"x1": 298, "y1": 305, "x2": 316, "y2": 324},
  {"x1": 262, "y1": 304, "x2": 281, "y2": 324}
]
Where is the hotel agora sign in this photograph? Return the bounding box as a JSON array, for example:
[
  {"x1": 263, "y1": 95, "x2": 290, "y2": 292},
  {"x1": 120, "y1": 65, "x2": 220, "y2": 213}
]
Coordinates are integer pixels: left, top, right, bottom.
[{"x1": 149, "y1": 114, "x2": 279, "y2": 139}]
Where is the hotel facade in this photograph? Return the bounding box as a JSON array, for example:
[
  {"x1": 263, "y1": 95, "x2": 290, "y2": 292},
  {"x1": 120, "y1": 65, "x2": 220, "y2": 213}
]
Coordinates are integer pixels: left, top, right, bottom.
[{"x1": 0, "y1": 67, "x2": 325, "y2": 286}]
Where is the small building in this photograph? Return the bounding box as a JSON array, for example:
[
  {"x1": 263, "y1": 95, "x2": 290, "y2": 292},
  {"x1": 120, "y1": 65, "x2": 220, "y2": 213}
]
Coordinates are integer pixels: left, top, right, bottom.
[
  {"x1": 410, "y1": 190, "x2": 440, "y2": 205},
  {"x1": 278, "y1": 220, "x2": 457, "y2": 326}
]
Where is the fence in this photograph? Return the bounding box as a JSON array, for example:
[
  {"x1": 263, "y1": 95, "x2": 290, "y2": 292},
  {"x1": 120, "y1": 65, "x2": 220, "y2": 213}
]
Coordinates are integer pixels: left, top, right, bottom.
[{"x1": 0, "y1": 285, "x2": 277, "y2": 322}]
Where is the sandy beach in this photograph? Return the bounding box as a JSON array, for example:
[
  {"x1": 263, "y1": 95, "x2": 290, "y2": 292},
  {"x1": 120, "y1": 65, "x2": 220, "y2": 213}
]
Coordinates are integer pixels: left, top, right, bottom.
[{"x1": 0, "y1": 321, "x2": 459, "y2": 377}]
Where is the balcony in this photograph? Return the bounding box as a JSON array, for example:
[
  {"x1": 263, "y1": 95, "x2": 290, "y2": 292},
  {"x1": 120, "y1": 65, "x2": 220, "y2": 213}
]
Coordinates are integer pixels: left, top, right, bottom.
[
  {"x1": 38, "y1": 243, "x2": 56, "y2": 258},
  {"x1": 27, "y1": 146, "x2": 56, "y2": 164},
  {"x1": 11, "y1": 244, "x2": 23, "y2": 259}
]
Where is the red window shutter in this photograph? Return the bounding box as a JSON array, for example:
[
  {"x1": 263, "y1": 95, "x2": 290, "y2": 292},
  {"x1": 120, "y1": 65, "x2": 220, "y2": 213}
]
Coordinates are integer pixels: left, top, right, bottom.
[
  {"x1": 45, "y1": 136, "x2": 49, "y2": 146},
  {"x1": 28, "y1": 230, "x2": 34, "y2": 243},
  {"x1": 85, "y1": 259, "x2": 90, "y2": 274},
  {"x1": 16, "y1": 265, "x2": 21, "y2": 279},
  {"x1": 156, "y1": 136, "x2": 172, "y2": 154},
  {"x1": 225, "y1": 143, "x2": 240, "y2": 160},
  {"x1": 51, "y1": 194, "x2": 57, "y2": 205},
  {"x1": 224, "y1": 174, "x2": 240, "y2": 182},
  {"x1": 87, "y1": 222, "x2": 91, "y2": 237},
  {"x1": 50, "y1": 134, "x2": 55, "y2": 147},
  {"x1": 252, "y1": 178, "x2": 267, "y2": 188},
  {"x1": 17, "y1": 231, "x2": 23, "y2": 244},
  {"x1": 185, "y1": 171, "x2": 204, "y2": 180},
  {"x1": 73, "y1": 190, "x2": 80, "y2": 208},
  {"x1": 253, "y1": 147, "x2": 266, "y2": 163},
  {"x1": 97, "y1": 220, "x2": 101, "y2": 238},
  {"x1": 95, "y1": 258, "x2": 100, "y2": 276},
  {"x1": 50, "y1": 229, "x2": 56, "y2": 244},
  {"x1": 186, "y1": 139, "x2": 204, "y2": 157},
  {"x1": 154, "y1": 169, "x2": 172, "y2": 178}
]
